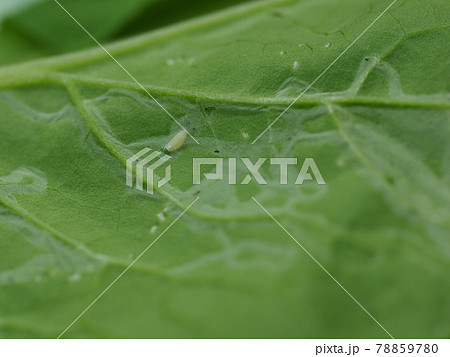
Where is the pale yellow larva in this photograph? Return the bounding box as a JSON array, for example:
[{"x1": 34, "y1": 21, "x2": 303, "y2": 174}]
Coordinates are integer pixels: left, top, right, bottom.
[{"x1": 166, "y1": 130, "x2": 188, "y2": 152}]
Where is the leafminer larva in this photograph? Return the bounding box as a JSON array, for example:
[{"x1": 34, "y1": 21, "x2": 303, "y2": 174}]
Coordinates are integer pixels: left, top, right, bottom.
[{"x1": 166, "y1": 130, "x2": 188, "y2": 152}]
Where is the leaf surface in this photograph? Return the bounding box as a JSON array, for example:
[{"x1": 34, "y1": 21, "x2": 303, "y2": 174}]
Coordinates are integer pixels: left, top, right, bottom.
[{"x1": 0, "y1": 0, "x2": 449, "y2": 338}]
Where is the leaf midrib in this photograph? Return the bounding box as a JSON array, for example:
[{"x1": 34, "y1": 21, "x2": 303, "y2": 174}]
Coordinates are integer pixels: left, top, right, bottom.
[{"x1": 1, "y1": 72, "x2": 448, "y2": 109}]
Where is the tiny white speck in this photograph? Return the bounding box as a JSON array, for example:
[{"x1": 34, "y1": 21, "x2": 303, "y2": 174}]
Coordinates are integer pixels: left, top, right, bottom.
[
  {"x1": 298, "y1": 44, "x2": 305, "y2": 48},
  {"x1": 293, "y1": 60, "x2": 299, "y2": 69},
  {"x1": 166, "y1": 58, "x2": 175, "y2": 66},
  {"x1": 150, "y1": 225, "x2": 158, "y2": 234},
  {"x1": 242, "y1": 131, "x2": 249, "y2": 139},
  {"x1": 157, "y1": 212, "x2": 165, "y2": 221},
  {"x1": 325, "y1": 42, "x2": 331, "y2": 49},
  {"x1": 163, "y1": 206, "x2": 170, "y2": 213},
  {"x1": 280, "y1": 51, "x2": 286, "y2": 56},
  {"x1": 69, "y1": 273, "x2": 81, "y2": 282}
]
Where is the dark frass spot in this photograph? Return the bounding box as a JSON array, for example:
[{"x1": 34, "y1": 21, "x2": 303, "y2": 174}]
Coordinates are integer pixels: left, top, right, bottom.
[
  {"x1": 204, "y1": 106, "x2": 216, "y2": 114},
  {"x1": 214, "y1": 150, "x2": 220, "y2": 153},
  {"x1": 364, "y1": 57, "x2": 369, "y2": 61}
]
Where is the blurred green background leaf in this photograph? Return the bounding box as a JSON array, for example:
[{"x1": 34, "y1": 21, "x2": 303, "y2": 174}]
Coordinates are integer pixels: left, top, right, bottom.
[{"x1": 0, "y1": 0, "x2": 256, "y2": 65}]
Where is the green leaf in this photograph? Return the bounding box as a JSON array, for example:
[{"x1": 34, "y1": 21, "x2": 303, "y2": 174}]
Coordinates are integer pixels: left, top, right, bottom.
[
  {"x1": 0, "y1": 0, "x2": 449, "y2": 338},
  {"x1": 0, "y1": 0, "x2": 256, "y2": 65}
]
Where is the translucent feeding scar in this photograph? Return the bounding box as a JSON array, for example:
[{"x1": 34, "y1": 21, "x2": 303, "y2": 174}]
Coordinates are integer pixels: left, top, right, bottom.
[{"x1": 166, "y1": 130, "x2": 188, "y2": 152}]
